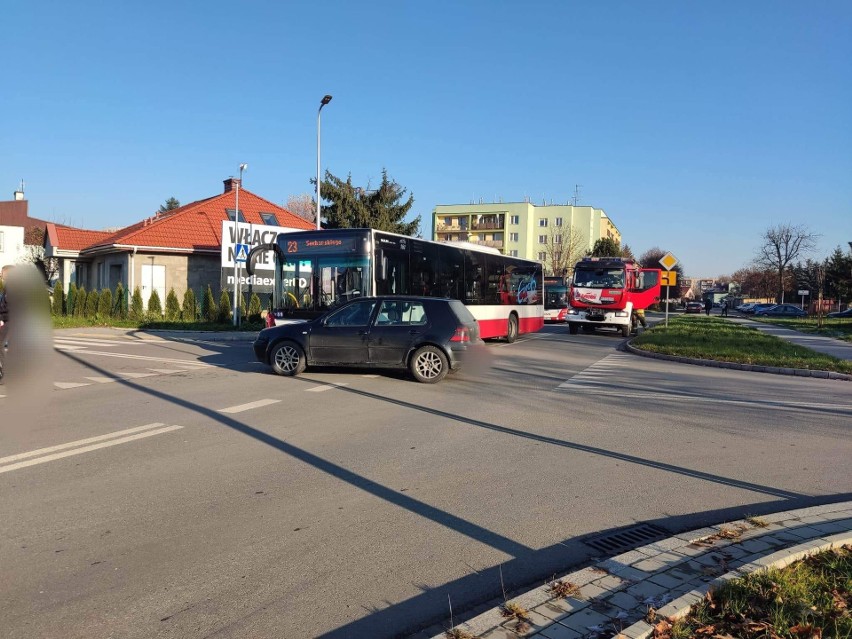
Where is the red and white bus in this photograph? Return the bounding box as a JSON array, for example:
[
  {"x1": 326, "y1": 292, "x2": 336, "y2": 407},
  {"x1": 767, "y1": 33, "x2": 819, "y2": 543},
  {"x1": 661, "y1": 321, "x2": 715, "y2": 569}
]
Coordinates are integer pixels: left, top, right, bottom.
[{"x1": 246, "y1": 228, "x2": 543, "y2": 341}]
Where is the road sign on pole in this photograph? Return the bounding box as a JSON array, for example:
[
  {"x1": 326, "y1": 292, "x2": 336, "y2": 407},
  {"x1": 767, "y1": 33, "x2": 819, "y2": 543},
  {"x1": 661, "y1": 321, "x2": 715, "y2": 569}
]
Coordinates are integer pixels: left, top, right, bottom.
[
  {"x1": 658, "y1": 252, "x2": 679, "y2": 328},
  {"x1": 234, "y1": 243, "x2": 250, "y2": 263}
]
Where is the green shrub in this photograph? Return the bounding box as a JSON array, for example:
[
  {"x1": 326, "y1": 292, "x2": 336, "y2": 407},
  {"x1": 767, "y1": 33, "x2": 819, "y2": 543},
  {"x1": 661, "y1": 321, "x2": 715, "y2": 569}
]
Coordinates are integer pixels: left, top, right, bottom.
[
  {"x1": 181, "y1": 288, "x2": 197, "y2": 321},
  {"x1": 74, "y1": 286, "x2": 87, "y2": 317},
  {"x1": 147, "y1": 289, "x2": 162, "y2": 319},
  {"x1": 52, "y1": 281, "x2": 65, "y2": 316},
  {"x1": 239, "y1": 292, "x2": 247, "y2": 319},
  {"x1": 203, "y1": 285, "x2": 217, "y2": 323},
  {"x1": 113, "y1": 282, "x2": 127, "y2": 319},
  {"x1": 165, "y1": 288, "x2": 180, "y2": 321},
  {"x1": 248, "y1": 293, "x2": 262, "y2": 321},
  {"x1": 98, "y1": 288, "x2": 112, "y2": 319},
  {"x1": 66, "y1": 283, "x2": 77, "y2": 318},
  {"x1": 85, "y1": 290, "x2": 100, "y2": 318},
  {"x1": 129, "y1": 287, "x2": 144, "y2": 322},
  {"x1": 219, "y1": 290, "x2": 232, "y2": 323}
]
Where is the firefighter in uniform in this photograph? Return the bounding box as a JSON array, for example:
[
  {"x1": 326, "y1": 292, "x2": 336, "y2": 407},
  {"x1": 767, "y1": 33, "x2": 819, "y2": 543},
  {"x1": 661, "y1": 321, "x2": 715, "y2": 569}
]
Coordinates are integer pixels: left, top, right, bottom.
[{"x1": 632, "y1": 307, "x2": 647, "y2": 331}]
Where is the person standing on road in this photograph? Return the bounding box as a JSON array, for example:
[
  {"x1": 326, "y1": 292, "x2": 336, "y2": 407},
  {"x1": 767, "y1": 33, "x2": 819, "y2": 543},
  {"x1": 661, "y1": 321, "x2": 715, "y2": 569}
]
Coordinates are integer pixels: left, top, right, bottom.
[
  {"x1": 632, "y1": 307, "x2": 647, "y2": 330},
  {"x1": 721, "y1": 300, "x2": 728, "y2": 317},
  {"x1": 705, "y1": 299, "x2": 712, "y2": 315}
]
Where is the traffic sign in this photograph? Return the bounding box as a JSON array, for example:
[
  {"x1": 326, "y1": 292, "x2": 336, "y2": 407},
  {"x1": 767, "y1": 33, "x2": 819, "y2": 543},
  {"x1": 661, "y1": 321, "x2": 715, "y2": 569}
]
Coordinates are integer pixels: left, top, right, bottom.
[
  {"x1": 659, "y1": 252, "x2": 678, "y2": 270},
  {"x1": 797, "y1": 289, "x2": 809, "y2": 296},
  {"x1": 234, "y1": 243, "x2": 250, "y2": 263},
  {"x1": 661, "y1": 271, "x2": 677, "y2": 286}
]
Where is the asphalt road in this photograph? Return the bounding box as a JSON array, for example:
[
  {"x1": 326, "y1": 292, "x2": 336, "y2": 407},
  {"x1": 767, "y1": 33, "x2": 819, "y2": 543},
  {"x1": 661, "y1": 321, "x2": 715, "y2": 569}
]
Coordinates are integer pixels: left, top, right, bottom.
[{"x1": 1, "y1": 325, "x2": 850, "y2": 638}]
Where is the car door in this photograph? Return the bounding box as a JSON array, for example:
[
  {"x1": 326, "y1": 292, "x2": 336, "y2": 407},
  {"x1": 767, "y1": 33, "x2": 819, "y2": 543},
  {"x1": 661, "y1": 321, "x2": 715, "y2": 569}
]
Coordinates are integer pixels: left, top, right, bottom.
[
  {"x1": 368, "y1": 300, "x2": 430, "y2": 365},
  {"x1": 308, "y1": 299, "x2": 378, "y2": 365}
]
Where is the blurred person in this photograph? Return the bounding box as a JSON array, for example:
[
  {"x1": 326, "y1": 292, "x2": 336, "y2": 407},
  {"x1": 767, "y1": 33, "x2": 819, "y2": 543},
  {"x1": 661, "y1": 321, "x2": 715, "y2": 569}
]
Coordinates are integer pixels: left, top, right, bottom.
[{"x1": 632, "y1": 307, "x2": 647, "y2": 330}]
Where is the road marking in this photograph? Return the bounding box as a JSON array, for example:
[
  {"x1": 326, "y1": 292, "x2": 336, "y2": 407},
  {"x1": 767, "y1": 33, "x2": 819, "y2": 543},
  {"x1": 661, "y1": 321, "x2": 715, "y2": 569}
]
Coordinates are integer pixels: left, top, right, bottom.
[
  {"x1": 557, "y1": 353, "x2": 636, "y2": 389},
  {"x1": 85, "y1": 376, "x2": 120, "y2": 384},
  {"x1": 59, "y1": 350, "x2": 214, "y2": 367},
  {"x1": 54, "y1": 337, "x2": 145, "y2": 347},
  {"x1": 361, "y1": 374, "x2": 380, "y2": 378},
  {"x1": 148, "y1": 368, "x2": 188, "y2": 374},
  {"x1": 306, "y1": 383, "x2": 349, "y2": 392},
  {"x1": 117, "y1": 372, "x2": 158, "y2": 379},
  {"x1": 218, "y1": 399, "x2": 282, "y2": 414},
  {"x1": 54, "y1": 382, "x2": 92, "y2": 389},
  {"x1": 0, "y1": 425, "x2": 183, "y2": 474},
  {"x1": 0, "y1": 423, "x2": 167, "y2": 465},
  {"x1": 53, "y1": 345, "x2": 88, "y2": 351}
]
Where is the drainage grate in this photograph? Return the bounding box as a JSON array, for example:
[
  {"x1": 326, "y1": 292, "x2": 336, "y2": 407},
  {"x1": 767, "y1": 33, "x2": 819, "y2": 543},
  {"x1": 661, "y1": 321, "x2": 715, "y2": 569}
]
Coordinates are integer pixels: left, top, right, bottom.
[{"x1": 582, "y1": 523, "x2": 670, "y2": 555}]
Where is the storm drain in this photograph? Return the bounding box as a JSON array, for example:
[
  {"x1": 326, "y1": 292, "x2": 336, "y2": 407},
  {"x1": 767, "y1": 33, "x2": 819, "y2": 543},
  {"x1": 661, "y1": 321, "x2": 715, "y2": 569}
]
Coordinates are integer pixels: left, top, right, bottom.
[{"x1": 582, "y1": 523, "x2": 670, "y2": 555}]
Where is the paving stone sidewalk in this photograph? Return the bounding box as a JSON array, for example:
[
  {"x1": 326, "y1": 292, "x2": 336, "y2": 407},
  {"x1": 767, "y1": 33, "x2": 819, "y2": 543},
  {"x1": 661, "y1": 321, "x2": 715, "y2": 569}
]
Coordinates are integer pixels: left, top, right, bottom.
[{"x1": 424, "y1": 501, "x2": 852, "y2": 639}]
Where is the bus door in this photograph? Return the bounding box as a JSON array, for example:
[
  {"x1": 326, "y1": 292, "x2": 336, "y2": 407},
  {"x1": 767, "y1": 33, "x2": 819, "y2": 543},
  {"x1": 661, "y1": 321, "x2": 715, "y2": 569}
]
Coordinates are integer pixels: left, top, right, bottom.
[{"x1": 317, "y1": 256, "x2": 371, "y2": 308}]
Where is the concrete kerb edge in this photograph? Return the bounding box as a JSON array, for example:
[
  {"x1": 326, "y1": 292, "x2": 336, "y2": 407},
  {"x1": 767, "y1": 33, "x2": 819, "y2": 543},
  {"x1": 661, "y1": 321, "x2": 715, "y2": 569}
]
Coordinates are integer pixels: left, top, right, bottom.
[{"x1": 623, "y1": 340, "x2": 852, "y2": 381}]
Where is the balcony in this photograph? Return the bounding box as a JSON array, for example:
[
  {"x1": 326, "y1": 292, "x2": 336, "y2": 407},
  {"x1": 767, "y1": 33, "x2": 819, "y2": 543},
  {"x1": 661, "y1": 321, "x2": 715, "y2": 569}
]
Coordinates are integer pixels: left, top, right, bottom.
[
  {"x1": 471, "y1": 216, "x2": 505, "y2": 231},
  {"x1": 436, "y1": 223, "x2": 469, "y2": 232}
]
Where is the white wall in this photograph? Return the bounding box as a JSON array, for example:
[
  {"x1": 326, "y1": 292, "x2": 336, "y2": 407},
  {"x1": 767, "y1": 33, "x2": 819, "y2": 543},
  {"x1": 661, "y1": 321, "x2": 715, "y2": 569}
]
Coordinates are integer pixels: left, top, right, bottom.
[{"x1": 0, "y1": 225, "x2": 26, "y2": 269}]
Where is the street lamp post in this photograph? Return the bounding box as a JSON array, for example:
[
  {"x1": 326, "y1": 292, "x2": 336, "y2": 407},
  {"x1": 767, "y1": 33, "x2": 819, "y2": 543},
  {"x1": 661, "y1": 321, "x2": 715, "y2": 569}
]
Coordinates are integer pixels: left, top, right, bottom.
[
  {"x1": 233, "y1": 163, "x2": 247, "y2": 326},
  {"x1": 316, "y1": 94, "x2": 332, "y2": 230}
]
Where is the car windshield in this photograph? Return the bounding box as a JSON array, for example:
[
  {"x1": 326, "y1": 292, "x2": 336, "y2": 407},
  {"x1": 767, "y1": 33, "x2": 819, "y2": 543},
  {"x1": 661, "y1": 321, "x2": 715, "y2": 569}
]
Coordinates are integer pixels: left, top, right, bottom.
[{"x1": 572, "y1": 268, "x2": 624, "y2": 289}]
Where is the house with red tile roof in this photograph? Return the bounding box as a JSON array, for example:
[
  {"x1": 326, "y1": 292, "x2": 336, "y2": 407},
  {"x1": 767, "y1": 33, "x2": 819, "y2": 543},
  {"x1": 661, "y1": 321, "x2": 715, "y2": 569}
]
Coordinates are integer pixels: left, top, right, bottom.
[
  {"x1": 44, "y1": 177, "x2": 314, "y2": 306},
  {"x1": 1, "y1": 186, "x2": 50, "y2": 271}
]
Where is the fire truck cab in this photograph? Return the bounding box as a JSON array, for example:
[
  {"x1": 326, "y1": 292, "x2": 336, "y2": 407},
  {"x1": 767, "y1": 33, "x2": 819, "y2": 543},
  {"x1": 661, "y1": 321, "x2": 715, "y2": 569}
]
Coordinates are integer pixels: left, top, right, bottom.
[{"x1": 567, "y1": 257, "x2": 661, "y2": 337}]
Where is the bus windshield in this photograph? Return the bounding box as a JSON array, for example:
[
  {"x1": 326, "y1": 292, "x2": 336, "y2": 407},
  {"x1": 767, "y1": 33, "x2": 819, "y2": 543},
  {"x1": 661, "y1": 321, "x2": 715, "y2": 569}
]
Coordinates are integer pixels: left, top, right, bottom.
[
  {"x1": 281, "y1": 255, "x2": 371, "y2": 312},
  {"x1": 544, "y1": 286, "x2": 569, "y2": 309},
  {"x1": 573, "y1": 268, "x2": 625, "y2": 289}
]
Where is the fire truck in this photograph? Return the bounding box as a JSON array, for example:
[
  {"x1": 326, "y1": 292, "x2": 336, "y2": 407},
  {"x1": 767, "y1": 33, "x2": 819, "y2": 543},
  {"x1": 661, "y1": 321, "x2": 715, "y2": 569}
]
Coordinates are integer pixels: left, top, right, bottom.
[{"x1": 566, "y1": 257, "x2": 661, "y2": 336}]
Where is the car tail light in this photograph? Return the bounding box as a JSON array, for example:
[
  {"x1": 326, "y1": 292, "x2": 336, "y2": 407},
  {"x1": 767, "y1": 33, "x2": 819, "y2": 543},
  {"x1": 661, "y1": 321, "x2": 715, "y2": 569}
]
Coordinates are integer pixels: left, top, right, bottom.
[{"x1": 450, "y1": 327, "x2": 470, "y2": 343}]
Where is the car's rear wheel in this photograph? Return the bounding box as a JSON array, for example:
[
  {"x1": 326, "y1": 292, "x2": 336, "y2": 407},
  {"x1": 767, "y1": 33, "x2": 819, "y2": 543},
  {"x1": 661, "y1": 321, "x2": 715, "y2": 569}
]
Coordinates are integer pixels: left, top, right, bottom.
[
  {"x1": 270, "y1": 341, "x2": 306, "y2": 377},
  {"x1": 410, "y1": 345, "x2": 449, "y2": 383}
]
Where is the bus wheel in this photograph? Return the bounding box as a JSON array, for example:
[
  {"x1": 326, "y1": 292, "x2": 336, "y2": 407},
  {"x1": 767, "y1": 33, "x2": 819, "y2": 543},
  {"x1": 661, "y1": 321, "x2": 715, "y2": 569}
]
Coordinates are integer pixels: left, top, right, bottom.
[
  {"x1": 568, "y1": 324, "x2": 579, "y2": 335},
  {"x1": 506, "y1": 314, "x2": 519, "y2": 343},
  {"x1": 271, "y1": 341, "x2": 306, "y2": 376},
  {"x1": 410, "y1": 346, "x2": 449, "y2": 383}
]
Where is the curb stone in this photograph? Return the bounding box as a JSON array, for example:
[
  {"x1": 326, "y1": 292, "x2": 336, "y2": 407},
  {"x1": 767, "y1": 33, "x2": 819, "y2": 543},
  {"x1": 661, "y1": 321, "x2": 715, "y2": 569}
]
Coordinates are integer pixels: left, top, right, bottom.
[{"x1": 423, "y1": 501, "x2": 852, "y2": 639}]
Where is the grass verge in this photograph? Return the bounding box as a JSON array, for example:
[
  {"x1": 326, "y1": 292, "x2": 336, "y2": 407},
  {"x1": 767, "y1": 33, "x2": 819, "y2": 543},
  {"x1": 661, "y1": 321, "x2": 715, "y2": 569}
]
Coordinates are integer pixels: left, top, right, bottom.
[
  {"x1": 752, "y1": 316, "x2": 852, "y2": 343},
  {"x1": 656, "y1": 545, "x2": 851, "y2": 639},
  {"x1": 632, "y1": 317, "x2": 852, "y2": 374}
]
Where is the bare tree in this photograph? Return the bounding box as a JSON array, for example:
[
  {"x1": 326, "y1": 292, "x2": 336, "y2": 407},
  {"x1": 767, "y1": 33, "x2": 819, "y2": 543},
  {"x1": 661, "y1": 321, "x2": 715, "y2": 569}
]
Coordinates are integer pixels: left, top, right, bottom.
[
  {"x1": 541, "y1": 224, "x2": 587, "y2": 277},
  {"x1": 286, "y1": 193, "x2": 316, "y2": 224},
  {"x1": 755, "y1": 223, "x2": 819, "y2": 303}
]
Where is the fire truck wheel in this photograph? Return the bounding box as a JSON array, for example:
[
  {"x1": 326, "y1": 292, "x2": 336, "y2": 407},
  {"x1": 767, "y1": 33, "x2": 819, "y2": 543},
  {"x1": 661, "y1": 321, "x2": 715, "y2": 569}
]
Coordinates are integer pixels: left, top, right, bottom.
[
  {"x1": 568, "y1": 324, "x2": 579, "y2": 335},
  {"x1": 506, "y1": 314, "x2": 519, "y2": 343},
  {"x1": 621, "y1": 324, "x2": 630, "y2": 337}
]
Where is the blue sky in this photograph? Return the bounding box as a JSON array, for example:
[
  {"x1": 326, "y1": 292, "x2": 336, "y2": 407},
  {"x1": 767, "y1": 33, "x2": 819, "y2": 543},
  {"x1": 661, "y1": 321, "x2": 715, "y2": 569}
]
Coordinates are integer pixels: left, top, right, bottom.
[{"x1": 2, "y1": 1, "x2": 850, "y2": 277}]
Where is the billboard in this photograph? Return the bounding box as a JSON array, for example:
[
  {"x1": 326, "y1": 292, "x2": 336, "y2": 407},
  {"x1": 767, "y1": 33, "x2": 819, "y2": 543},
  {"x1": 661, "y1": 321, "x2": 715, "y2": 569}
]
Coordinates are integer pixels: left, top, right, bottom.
[{"x1": 220, "y1": 221, "x2": 305, "y2": 294}]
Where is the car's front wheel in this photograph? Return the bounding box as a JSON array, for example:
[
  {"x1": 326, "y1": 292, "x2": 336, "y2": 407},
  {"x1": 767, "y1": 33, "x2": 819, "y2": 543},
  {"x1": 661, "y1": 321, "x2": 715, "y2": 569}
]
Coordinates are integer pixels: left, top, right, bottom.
[
  {"x1": 270, "y1": 341, "x2": 306, "y2": 377},
  {"x1": 410, "y1": 345, "x2": 449, "y2": 383}
]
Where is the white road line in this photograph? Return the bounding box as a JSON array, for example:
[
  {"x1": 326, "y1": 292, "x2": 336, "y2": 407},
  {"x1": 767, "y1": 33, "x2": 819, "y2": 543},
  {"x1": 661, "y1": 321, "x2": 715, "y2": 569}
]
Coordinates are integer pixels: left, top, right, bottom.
[
  {"x1": 0, "y1": 423, "x2": 166, "y2": 465},
  {"x1": 54, "y1": 338, "x2": 144, "y2": 347},
  {"x1": 148, "y1": 368, "x2": 188, "y2": 374},
  {"x1": 306, "y1": 383, "x2": 349, "y2": 392},
  {"x1": 54, "y1": 382, "x2": 92, "y2": 389},
  {"x1": 53, "y1": 345, "x2": 88, "y2": 351},
  {"x1": 361, "y1": 374, "x2": 380, "y2": 378},
  {"x1": 59, "y1": 350, "x2": 214, "y2": 367},
  {"x1": 116, "y1": 372, "x2": 158, "y2": 379},
  {"x1": 85, "y1": 376, "x2": 120, "y2": 384},
  {"x1": 0, "y1": 425, "x2": 183, "y2": 474},
  {"x1": 218, "y1": 399, "x2": 282, "y2": 414}
]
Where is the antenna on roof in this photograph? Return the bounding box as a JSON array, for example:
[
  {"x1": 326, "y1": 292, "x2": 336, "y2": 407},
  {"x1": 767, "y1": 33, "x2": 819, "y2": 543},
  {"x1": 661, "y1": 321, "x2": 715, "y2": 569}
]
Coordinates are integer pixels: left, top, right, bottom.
[{"x1": 572, "y1": 184, "x2": 582, "y2": 206}]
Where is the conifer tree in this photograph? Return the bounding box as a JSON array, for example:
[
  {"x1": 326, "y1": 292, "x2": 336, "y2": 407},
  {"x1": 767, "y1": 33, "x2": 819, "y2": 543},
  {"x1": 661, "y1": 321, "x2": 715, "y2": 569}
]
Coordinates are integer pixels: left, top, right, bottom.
[
  {"x1": 219, "y1": 290, "x2": 232, "y2": 323},
  {"x1": 74, "y1": 286, "x2": 87, "y2": 317},
  {"x1": 113, "y1": 282, "x2": 127, "y2": 318},
  {"x1": 85, "y1": 290, "x2": 100, "y2": 318},
  {"x1": 165, "y1": 288, "x2": 180, "y2": 321},
  {"x1": 239, "y1": 292, "x2": 247, "y2": 319},
  {"x1": 320, "y1": 169, "x2": 420, "y2": 235},
  {"x1": 248, "y1": 293, "x2": 262, "y2": 321},
  {"x1": 147, "y1": 289, "x2": 163, "y2": 319},
  {"x1": 67, "y1": 283, "x2": 77, "y2": 318},
  {"x1": 98, "y1": 288, "x2": 112, "y2": 319},
  {"x1": 129, "y1": 287, "x2": 144, "y2": 322},
  {"x1": 203, "y1": 285, "x2": 217, "y2": 323},
  {"x1": 52, "y1": 281, "x2": 65, "y2": 316},
  {"x1": 181, "y1": 288, "x2": 197, "y2": 321}
]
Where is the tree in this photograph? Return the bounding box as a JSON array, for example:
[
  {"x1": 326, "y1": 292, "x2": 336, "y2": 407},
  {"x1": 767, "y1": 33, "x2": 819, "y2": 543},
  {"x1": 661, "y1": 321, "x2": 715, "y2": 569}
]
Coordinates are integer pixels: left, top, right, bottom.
[
  {"x1": 85, "y1": 290, "x2": 100, "y2": 318},
  {"x1": 67, "y1": 283, "x2": 77, "y2": 318},
  {"x1": 218, "y1": 290, "x2": 232, "y2": 323},
  {"x1": 181, "y1": 288, "x2": 197, "y2": 321},
  {"x1": 203, "y1": 285, "x2": 217, "y2": 323},
  {"x1": 98, "y1": 288, "x2": 112, "y2": 319},
  {"x1": 74, "y1": 286, "x2": 87, "y2": 317},
  {"x1": 590, "y1": 238, "x2": 621, "y2": 257},
  {"x1": 113, "y1": 282, "x2": 127, "y2": 319},
  {"x1": 165, "y1": 288, "x2": 181, "y2": 321},
  {"x1": 823, "y1": 246, "x2": 852, "y2": 307},
  {"x1": 639, "y1": 247, "x2": 685, "y2": 299},
  {"x1": 320, "y1": 169, "x2": 420, "y2": 235},
  {"x1": 755, "y1": 223, "x2": 819, "y2": 303},
  {"x1": 129, "y1": 287, "x2": 144, "y2": 322},
  {"x1": 732, "y1": 266, "x2": 775, "y2": 300},
  {"x1": 147, "y1": 289, "x2": 162, "y2": 319},
  {"x1": 247, "y1": 293, "x2": 262, "y2": 322},
  {"x1": 620, "y1": 244, "x2": 636, "y2": 260},
  {"x1": 541, "y1": 224, "x2": 587, "y2": 277},
  {"x1": 159, "y1": 197, "x2": 181, "y2": 212},
  {"x1": 286, "y1": 193, "x2": 316, "y2": 224},
  {"x1": 52, "y1": 281, "x2": 65, "y2": 316}
]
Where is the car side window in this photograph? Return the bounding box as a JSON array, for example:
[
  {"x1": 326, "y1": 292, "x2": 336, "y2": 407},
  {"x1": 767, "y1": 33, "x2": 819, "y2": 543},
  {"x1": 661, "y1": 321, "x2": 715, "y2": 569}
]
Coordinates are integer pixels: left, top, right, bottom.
[
  {"x1": 375, "y1": 301, "x2": 428, "y2": 326},
  {"x1": 325, "y1": 300, "x2": 377, "y2": 327}
]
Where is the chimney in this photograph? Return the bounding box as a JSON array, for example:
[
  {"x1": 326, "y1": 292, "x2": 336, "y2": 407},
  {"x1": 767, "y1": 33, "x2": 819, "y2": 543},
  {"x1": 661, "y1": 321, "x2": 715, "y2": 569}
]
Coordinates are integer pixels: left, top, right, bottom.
[{"x1": 223, "y1": 177, "x2": 241, "y2": 193}]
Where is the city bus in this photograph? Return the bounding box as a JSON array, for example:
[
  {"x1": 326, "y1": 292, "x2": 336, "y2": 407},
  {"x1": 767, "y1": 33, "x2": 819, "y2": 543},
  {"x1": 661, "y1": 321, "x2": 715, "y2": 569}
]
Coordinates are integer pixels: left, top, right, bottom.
[{"x1": 245, "y1": 228, "x2": 543, "y2": 341}]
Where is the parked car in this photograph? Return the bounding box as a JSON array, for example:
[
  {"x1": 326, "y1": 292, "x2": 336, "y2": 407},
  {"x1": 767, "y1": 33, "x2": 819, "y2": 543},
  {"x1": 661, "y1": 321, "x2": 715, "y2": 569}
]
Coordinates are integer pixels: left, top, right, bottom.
[
  {"x1": 742, "y1": 303, "x2": 776, "y2": 315},
  {"x1": 685, "y1": 302, "x2": 704, "y2": 314},
  {"x1": 827, "y1": 307, "x2": 852, "y2": 318},
  {"x1": 253, "y1": 296, "x2": 483, "y2": 383},
  {"x1": 736, "y1": 303, "x2": 754, "y2": 313},
  {"x1": 754, "y1": 304, "x2": 807, "y2": 318}
]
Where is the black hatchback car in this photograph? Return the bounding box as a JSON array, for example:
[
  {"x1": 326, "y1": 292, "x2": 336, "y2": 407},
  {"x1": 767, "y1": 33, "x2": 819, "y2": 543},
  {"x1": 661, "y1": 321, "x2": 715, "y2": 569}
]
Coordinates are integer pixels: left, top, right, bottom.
[{"x1": 253, "y1": 296, "x2": 482, "y2": 383}]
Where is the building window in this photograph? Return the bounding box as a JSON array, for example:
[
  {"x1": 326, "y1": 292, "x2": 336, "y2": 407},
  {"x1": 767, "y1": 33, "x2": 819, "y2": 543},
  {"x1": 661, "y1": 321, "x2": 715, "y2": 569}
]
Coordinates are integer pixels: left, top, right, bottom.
[
  {"x1": 538, "y1": 235, "x2": 547, "y2": 244},
  {"x1": 539, "y1": 218, "x2": 548, "y2": 227},
  {"x1": 226, "y1": 208, "x2": 246, "y2": 223},
  {"x1": 538, "y1": 252, "x2": 547, "y2": 260},
  {"x1": 260, "y1": 212, "x2": 280, "y2": 225},
  {"x1": 0, "y1": 230, "x2": 4, "y2": 252},
  {"x1": 510, "y1": 215, "x2": 519, "y2": 224},
  {"x1": 494, "y1": 232, "x2": 503, "y2": 242},
  {"x1": 555, "y1": 217, "x2": 563, "y2": 226},
  {"x1": 509, "y1": 232, "x2": 518, "y2": 242},
  {"x1": 509, "y1": 250, "x2": 518, "y2": 257},
  {"x1": 554, "y1": 234, "x2": 562, "y2": 244}
]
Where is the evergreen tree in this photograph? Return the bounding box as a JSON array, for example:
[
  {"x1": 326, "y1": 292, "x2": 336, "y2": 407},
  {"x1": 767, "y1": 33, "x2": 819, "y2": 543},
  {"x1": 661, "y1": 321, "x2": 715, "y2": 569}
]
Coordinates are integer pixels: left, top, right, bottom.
[
  {"x1": 113, "y1": 282, "x2": 127, "y2": 318},
  {"x1": 74, "y1": 286, "x2": 87, "y2": 317},
  {"x1": 165, "y1": 288, "x2": 181, "y2": 321},
  {"x1": 181, "y1": 288, "x2": 197, "y2": 321},
  {"x1": 203, "y1": 285, "x2": 217, "y2": 323},
  {"x1": 248, "y1": 293, "x2": 262, "y2": 321},
  {"x1": 147, "y1": 289, "x2": 163, "y2": 319},
  {"x1": 67, "y1": 283, "x2": 77, "y2": 318},
  {"x1": 85, "y1": 290, "x2": 100, "y2": 318},
  {"x1": 590, "y1": 238, "x2": 622, "y2": 257},
  {"x1": 52, "y1": 281, "x2": 65, "y2": 316},
  {"x1": 239, "y1": 292, "x2": 247, "y2": 319},
  {"x1": 98, "y1": 288, "x2": 112, "y2": 319},
  {"x1": 129, "y1": 287, "x2": 144, "y2": 322},
  {"x1": 219, "y1": 290, "x2": 232, "y2": 323},
  {"x1": 159, "y1": 197, "x2": 181, "y2": 212},
  {"x1": 320, "y1": 169, "x2": 420, "y2": 235}
]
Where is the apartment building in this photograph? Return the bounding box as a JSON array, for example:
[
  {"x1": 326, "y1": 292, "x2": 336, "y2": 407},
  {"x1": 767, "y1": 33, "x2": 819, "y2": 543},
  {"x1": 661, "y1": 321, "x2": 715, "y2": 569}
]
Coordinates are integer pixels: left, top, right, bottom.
[{"x1": 432, "y1": 201, "x2": 620, "y2": 263}]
